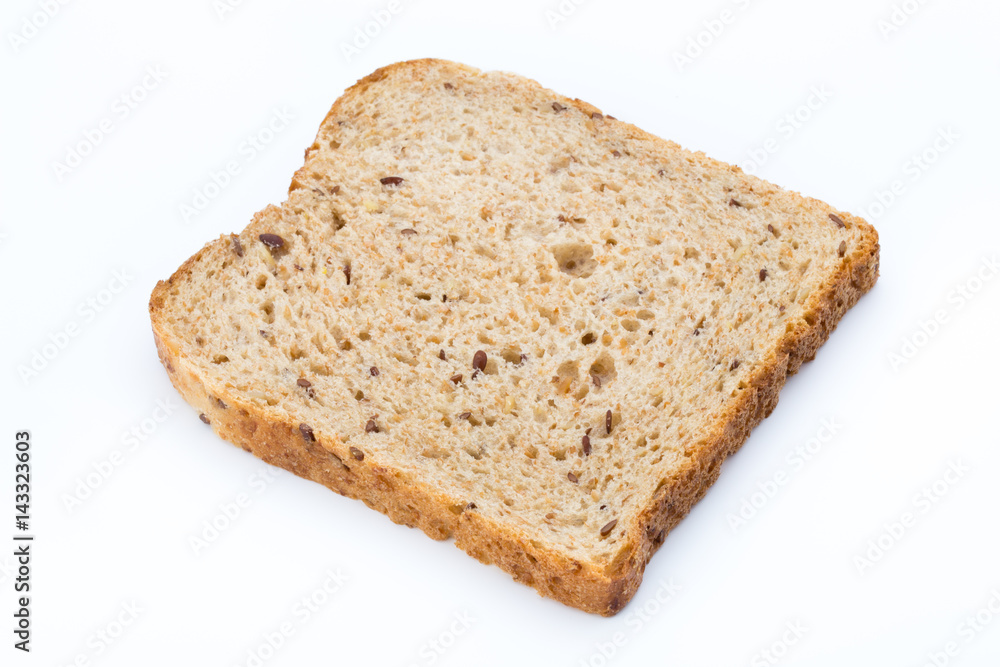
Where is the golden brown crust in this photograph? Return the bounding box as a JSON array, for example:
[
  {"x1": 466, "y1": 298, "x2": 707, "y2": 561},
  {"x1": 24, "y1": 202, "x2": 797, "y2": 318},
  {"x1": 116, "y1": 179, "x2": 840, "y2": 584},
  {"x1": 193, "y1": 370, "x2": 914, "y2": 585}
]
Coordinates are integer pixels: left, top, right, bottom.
[{"x1": 149, "y1": 58, "x2": 880, "y2": 616}]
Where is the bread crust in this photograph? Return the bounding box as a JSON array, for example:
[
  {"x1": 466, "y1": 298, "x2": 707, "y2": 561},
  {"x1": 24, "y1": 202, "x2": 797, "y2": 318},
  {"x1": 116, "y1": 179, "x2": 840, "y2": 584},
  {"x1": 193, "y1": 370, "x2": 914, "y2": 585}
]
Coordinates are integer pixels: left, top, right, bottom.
[{"x1": 150, "y1": 59, "x2": 880, "y2": 616}]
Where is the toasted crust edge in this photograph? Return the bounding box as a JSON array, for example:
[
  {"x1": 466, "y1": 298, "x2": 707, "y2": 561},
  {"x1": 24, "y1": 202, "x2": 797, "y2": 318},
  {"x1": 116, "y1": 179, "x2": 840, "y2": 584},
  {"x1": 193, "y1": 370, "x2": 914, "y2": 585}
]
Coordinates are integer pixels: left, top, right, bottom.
[{"x1": 149, "y1": 58, "x2": 880, "y2": 616}]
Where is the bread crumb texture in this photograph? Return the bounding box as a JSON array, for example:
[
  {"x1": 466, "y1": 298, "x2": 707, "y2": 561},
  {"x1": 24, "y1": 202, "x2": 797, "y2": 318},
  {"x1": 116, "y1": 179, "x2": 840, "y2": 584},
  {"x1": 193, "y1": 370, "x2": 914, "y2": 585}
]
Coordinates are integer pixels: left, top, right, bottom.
[{"x1": 150, "y1": 59, "x2": 879, "y2": 614}]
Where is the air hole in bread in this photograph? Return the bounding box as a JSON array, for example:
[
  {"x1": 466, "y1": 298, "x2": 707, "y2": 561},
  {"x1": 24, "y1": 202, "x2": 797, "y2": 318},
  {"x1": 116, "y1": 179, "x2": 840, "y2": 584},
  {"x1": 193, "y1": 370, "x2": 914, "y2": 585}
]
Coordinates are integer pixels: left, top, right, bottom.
[
  {"x1": 260, "y1": 301, "x2": 275, "y2": 324},
  {"x1": 501, "y1": 348, "x2": 522, "y2": 364},
  {"x1": 537, "y1": 306, "x2": 559, "y2": 325},
  {"x1": 589, "y1": 352, "x2": 617, "y2": 386},
  {"x1": 552, "y1": 243, "x2": 597, "y2": 278}
]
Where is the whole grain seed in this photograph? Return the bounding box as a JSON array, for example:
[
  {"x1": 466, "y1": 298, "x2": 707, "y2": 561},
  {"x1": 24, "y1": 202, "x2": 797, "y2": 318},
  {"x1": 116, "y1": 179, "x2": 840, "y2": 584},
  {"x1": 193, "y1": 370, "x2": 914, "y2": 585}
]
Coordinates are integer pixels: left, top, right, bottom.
[
  {"x1": 259, "y1": 233, "x2": 284, "y2": 249},
  {"x1": 230, "y1": 233, "x2": 244, "y2": 257},
  {"x1": 299, "y1": 423, "x2": 316, "y2": 442},
  {"x1": 472, "y1": 350, "x2": 487, "y2": 372}
]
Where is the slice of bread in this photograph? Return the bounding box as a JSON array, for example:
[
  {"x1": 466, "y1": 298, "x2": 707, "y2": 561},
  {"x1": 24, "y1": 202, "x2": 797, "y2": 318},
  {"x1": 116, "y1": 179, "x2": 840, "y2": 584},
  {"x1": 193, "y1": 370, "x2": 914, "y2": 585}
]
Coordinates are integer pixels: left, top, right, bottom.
[{"x1": 150, "y1": 59, "x2": 879, "y2": 615}]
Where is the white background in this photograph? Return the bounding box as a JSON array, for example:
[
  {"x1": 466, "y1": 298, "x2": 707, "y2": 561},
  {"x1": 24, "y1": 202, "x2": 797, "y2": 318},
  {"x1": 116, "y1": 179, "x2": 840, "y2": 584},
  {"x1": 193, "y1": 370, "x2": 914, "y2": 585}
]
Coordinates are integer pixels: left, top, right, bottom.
[{"x1": 2, "y1": 0, "x2": 999, "y2": 665}]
